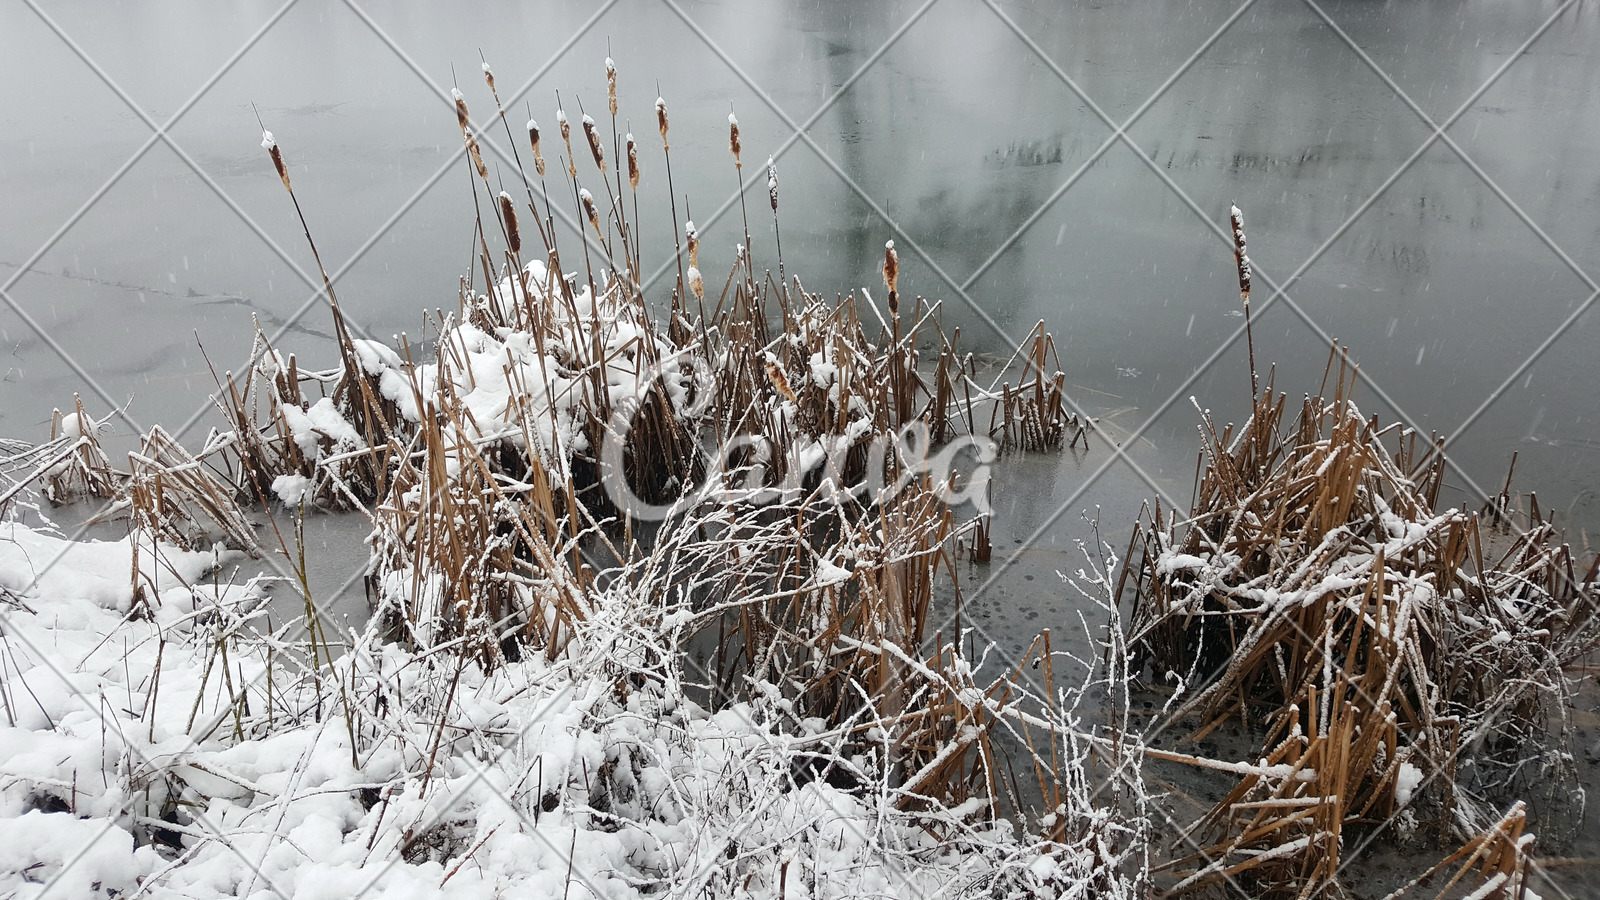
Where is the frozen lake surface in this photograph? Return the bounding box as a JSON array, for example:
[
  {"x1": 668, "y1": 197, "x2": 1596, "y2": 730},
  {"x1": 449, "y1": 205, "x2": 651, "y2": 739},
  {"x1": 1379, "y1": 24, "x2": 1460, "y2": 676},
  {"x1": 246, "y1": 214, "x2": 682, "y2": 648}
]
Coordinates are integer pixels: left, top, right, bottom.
[
  {"x1": 2, "y1": 2, "x2": 1598, "y2": 894},
  {"x1": 3, "y1": 1, "x2": 1596, "y2": 542}
]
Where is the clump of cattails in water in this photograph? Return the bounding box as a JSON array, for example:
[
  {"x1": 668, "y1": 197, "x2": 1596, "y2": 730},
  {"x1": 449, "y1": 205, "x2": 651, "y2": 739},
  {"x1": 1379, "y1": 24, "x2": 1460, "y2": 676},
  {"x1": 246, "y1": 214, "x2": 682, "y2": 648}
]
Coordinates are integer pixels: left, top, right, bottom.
[
  {"x1": 1123, "y1": 341, "x2": 1599, "y2": 895},
  {"x1": 8, "y1": 52, "x2": 1587, "y2": 900},
  {"x1": 233, "y1": 65, "x2": 1083, "y2": 647},
  {"x1": 206, "y1": 55, "x2": 1488, "y2": 900}
]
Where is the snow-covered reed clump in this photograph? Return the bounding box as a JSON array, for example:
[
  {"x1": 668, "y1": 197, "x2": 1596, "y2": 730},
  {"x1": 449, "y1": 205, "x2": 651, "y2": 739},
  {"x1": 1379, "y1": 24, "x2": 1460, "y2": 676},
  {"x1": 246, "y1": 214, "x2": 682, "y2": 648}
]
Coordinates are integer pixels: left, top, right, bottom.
[
  {"x1": 1121, "y1": 349, "x2": 1600, "y2": 898},
  {"x1": 0, "y1": 56, "x2": 1146, "y2": 900},
  {"x1": 0, "y1": 511, "x2": 1143, "y2": 898}
]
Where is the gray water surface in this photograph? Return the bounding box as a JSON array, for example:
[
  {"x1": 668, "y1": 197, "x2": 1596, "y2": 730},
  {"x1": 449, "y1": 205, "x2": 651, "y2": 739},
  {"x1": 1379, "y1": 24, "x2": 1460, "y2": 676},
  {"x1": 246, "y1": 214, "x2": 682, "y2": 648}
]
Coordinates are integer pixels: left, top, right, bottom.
[{"x1": 4, "y1": 1, "x2": 1595, "y2": 540}]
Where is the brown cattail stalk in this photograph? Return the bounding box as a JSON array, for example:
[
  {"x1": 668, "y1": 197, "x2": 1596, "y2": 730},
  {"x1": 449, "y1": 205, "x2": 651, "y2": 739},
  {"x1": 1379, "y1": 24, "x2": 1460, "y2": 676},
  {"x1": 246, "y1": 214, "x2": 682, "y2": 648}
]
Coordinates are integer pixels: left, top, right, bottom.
[
  {"x1": 1231, "y1": 204, "x2": 1252, "y2": 301},
  {"x1": 500, "y1": 191, "x2": 521, "y2": 255},
  {"x1": 582, "y1": 113, "x2": 605, "y2": 171},
  {"x1": 726, "y1": 107, "x2": 754, "y2": 287},
  {"x1": 527, "y1": 119, "x2": 545, "y2": 177},
  {"x1": 605, "y1": 57, "x2": 618, "y2": 117},
  {"x1": 1231, "y1": 203, "x2": 1258, "y2": 401},
  {"x1": 580, "y1": 188, "x2": 602, "y2": 237},
  {"x1": 452, "y1": 88, "x2": 470, "y2": 134},
  {"x1": 884, "y1": 239, "x2": 900, "y2": 317},
  {"x1": 262, "y1": 131, "x2": 291, "y2": 192},
  {"x1": 465, "y1": 130, "x2": 487, "y2": 179},
  {"x1": 480, "y1": 57, "x2": 555, "y2": 272},
  {"x1": 625, "y1": 131, "x2": 641, "y2": 280},
  {"x1": 655, "y1": 94, "x2": 686, "y2": 304},
  {"x1": 766, "y1": 358, "x2": 797, "y2": 406},
  {"x1": 768, "y1": 157, "x2": 785, "y2": 294},
  {"x1": 557, "y1": 106, "x2": 576, "y2": 178},
  {"x1": 767, "y1": 157, "x2": 778, "y2": 214},
  {"x1": 686, "y1": 219, "x2": 702, "y2": 299},
  {"x1": 626, "y1": 133, "x2": 639, "y2": 191}
]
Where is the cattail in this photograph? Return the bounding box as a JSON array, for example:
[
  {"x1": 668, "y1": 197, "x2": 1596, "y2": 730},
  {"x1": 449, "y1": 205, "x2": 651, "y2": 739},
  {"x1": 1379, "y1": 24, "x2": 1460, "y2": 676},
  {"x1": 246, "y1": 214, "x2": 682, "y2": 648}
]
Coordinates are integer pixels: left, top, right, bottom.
[
  {"x1": 452, "y1": 88, "x2": 470, "y2": 133},
  {"x1": 686, "y1": 219, "x2": 704, "y2": 297},
  {"x1": 261, "y1": 130, "x2": 290, "y2": 191},
  {"x1": 579, "y1": 188, "x2": 601, "y2": 237},
  {"x1": 728, "y1": 112, "x2": 741, "y2": 169},
  {"x1": 556, "y1": 108, "x2": 576, "y2": 178},
  {"x1": 766, "y1": 358, "x2": 797, "y2": 406},
  {"x1": 465, "y1": 129, "x2": 487, "y2": 178},
  {"x1": 884, "y1": 240, "x2": 899, "y2": 316},
  {"x1": 626, "y1": 133, "x2": 639, "y2": 190},
  {"x1": 499, "y1": 191, "x2": 521, "y2": 254},
  {"x1": 1232, "y1": 203, "x2": 1258, "y2": 399},
  {"x1": 1230, "y1": 204, "x2": 1251, "y2": 302},
  {"x1": 527, "y1": 120, "x2": 545, "y2": 177},
  {"x1": 655, "y1": 96, "x2": 669, "y2": 149},
  {"x1": 481, "y1": 61, "x2": 495, "y2": 94},
  {"x1": 605, "y1": 57, "x2": 617, "y2": 117},
  {"x1": 581, "y1": 113, "x2": 605, "y2": 171},
  {"x1": 766, "y1": 157, "x2": 778, "y2": 213}
]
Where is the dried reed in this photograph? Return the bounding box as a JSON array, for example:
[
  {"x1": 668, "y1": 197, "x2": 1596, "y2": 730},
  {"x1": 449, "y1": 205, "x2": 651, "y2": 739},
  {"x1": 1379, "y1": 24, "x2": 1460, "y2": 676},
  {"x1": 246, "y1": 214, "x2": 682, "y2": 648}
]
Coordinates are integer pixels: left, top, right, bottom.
[{"x1": 1123, "y1": 348, "x2": 1599, "y2": 897}]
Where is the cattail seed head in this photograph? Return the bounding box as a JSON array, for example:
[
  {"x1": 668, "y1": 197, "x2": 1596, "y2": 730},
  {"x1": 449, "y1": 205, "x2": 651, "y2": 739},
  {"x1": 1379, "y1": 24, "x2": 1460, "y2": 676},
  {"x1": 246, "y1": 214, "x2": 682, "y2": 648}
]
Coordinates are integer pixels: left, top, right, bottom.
[
  {"x1": 766, "y1": 157, "x2": 778, "y2": 213},
  {"x1": 527, "y1": 120, "x2": 546, "y2": 177},
  {"x1": 465, "y1": 130, "x2": 487, "y2": 178},
  {"x1": 499, "y1": 191, "x2": 521, "y2": 255},
  {"x1": 655, "y1": 96, "x2": 669, "y2": 149},
  {"x1": 452, "y1": 87, "x2": 470, "y2": 133},
  {"x1": 556, "y1": 108, "x2": 576, "y2": 178},
  {"x1": 626, "y1": 133, "x2": 639, "y2": 191},
  {"x1": 728, "y1": 112, "x2": 741, "y2": 169},
  {"x1": 605, "y1": 57, "x2": 618, "y2": 117},
  {"x1": 261, "y1": 131, "x2": 291, "y2": 191},
  {"x1": 685, "y1": 219, "x2": 699, "y2": 269},
  {"x1": 481, "y1": 62, "x2": 495, "y2": 94},
  {"x1": 581, "y1": 113, "x2": 605, "y2": 171},
  {"x1": 1230, "y1": 204, "x2": 1251, "y2": 302},
  {"x1": 884, "y1": 239, "x2": 900, "y2": 315},
  {"x1": 765, "y1": 358, "x2": 797, "y2": 406},
  {"x1": 687, "y1": 265, "x2": 703, "y2": 300},
  {"x1": 580, "y1": 187, "x2": 601, "y2": 235}
]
